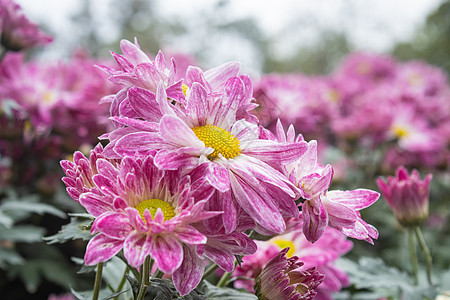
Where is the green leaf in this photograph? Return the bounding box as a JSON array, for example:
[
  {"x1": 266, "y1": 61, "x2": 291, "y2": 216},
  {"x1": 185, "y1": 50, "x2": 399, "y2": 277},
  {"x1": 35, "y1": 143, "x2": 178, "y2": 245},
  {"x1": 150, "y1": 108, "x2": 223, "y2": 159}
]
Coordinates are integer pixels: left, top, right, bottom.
[
  {"x1": 43, "y1": 216, "x2": 93, "y2": 244},
  {"x1": 0, "y1": 210, "x2": 14, "y2": 228},
  {"x1": 0, "y1": 201, "x2": 66, "y2": 219},
  {"x1": 0, "y1": 247, "x2": 24, "y2": 268},
  {"x1": 202, "y1": 281, "x2": 257, "y2": 300},
  {"x1": 336, "y1": 257, "x2": 438, "y2": 300},
  {"x1": 0, "y1": 225, "x2": 45, "y2": 243}
]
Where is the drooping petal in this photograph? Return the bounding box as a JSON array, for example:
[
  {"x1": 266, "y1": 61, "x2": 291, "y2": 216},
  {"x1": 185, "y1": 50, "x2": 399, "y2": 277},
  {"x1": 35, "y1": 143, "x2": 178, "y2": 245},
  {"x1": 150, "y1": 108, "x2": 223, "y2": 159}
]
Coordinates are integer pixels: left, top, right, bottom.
[
  {"x1": 123, "y1": 232, "x2": 152, "y2": 268},
  {"x1": 229, "y1": 172, "x2": 286, "y2": 234},
  {"x1": 173, "y1": 245, "x2": 205, "y2": 296},
  {"x1": 84, "y1": 234, "x2": 123, "y2": 266},
  {"x1": 151, "y1": 235, "x2": 183, "y2": 273},
  {"x1": 302, "y1": 198, "x2": 329, "y2": 243}
]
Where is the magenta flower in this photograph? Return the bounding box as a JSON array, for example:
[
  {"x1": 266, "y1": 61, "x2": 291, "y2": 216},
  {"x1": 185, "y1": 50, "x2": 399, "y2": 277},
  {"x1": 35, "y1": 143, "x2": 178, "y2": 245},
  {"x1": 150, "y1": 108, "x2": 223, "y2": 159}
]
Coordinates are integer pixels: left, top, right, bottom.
[
  {"x1": 255, "y1": 247, "x2": 324, "y2": 300},
  {"x1": 0, "y1": 52, "x2": 118, "y2": 146},
  {"x1": 377, "y1": 166, "x2": 432, "y2": 226},
  {"x1": 71, "y1": 155, "x2": 221, "y2": 295},
  {"x1": 103, "y1": 52, "x2": 308, "y2": 235},
  {"x1": 274, "y1": 121, "x2": 380, "y2": 243},
  {"x1": 234, "y1": 226, "x2": 352, "y2": 299},
  {"x1": 0, "y1": 0, "x2": 52, "y2": 51}
]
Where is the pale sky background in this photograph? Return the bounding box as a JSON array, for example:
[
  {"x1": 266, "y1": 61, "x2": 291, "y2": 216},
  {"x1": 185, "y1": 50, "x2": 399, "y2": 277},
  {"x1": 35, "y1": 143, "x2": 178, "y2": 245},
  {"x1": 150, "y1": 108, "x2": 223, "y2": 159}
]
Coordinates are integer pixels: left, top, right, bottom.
[{"x1": 16, "y1": 0, "x2": 443, "y2": 74}]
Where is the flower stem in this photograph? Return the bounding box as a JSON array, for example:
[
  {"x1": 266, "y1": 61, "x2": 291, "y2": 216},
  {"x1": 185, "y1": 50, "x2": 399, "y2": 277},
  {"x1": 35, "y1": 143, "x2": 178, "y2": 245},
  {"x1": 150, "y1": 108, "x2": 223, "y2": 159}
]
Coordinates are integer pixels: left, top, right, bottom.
[
  {"x1": 202, "y1": 264, "x2": 219, "y2": 281},
  {"x1": 93, "y1": 262, "x2": 104, "y2": 300},
  {"x1": 217, "y1": 271, "x2": 232, "y2": 288},
  {"x1": 415, "y1": 226, "x2": 433, "y2": 285},
  {"x1": 408, "y1": 228, "x2": 419, "y2": 285},
  {"x1": 153, "y1": 269, "x2": 164, "y2": 279},
  {"x1": 136, "y1": 256, "x2": 151, "y2": 300},
  {"x1": 113, "y1": 266, "x2": 129, "y2": 300}
]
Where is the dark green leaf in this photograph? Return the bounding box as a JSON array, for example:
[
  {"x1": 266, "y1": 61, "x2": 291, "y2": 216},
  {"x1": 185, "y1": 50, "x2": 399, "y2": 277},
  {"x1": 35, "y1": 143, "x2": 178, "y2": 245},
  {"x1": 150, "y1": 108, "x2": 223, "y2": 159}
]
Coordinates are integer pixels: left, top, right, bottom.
[
  {"x1": 0, "y1": 225, "x2": 45, "y2": 243},
  {"x1": 0, "y1": 201, "x2": 66, "y2": 219},
  {"x1": 43, "y1": 217, "x2": 93, "y2": 244},
  {"x1": 0, "y1": 247, "x2": 24, "y2": 268}
]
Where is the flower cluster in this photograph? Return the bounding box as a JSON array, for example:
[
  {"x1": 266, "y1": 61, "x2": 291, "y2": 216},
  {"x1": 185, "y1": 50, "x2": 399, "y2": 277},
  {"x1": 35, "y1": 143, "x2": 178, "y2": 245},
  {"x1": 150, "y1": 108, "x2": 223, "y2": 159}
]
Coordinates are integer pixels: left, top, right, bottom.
[
  {"x1": 254, "y1": 53, "x2": 450, "y2": 171},
  {"x1": 0, "y1": 0, "x2": 52, "y2": 51},
  {"x1": 60, "y1": 40, "x2": 381, "y2": 296}
]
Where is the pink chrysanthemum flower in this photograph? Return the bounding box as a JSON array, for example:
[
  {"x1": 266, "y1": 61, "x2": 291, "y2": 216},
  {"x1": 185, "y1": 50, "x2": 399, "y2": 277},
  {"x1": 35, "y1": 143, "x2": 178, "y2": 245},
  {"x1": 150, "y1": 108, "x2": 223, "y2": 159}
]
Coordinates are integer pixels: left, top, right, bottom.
[
  {"x1": 234, "y1": 226, "x2": 352, "y2": 300},
  {"x1": 98, "y1": 39, "x2": 186, "y2": 120},
  {"x1": 71, "y1": 155, "x2": 221, "y2": 295},
  {"x1": 104, "y1": 52, "x2": 308, "y2": 234},
  {"x1": 0, "y1": 0, "x2": 52, "y2": 51},
  {"x1": 377, "y1": 166, "x2": 432, "y2": 227},
  {"x1": 253, "y1": 74, "x2": 338, "y2": 140},
  {"x1": 273, "y1": 121, "x2": 380, "y2": 243},
  {"x1": 60, "y1": 143, "x2": 109, "y2": 202},
  {"x1": 254, "y1": 247, "x2": 324, "y2": 300}
]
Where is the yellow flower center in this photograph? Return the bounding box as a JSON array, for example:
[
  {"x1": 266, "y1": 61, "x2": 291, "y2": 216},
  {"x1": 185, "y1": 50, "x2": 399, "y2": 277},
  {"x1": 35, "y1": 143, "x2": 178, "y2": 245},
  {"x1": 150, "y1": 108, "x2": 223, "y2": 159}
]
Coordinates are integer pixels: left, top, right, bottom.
[
  {"x1": 326, "y1": 89, "x2": 340, "y2": 103},
  {"x1": 272, "y1": 239, "x2": 296, "y2": 258},
  {"x1": 392, "y1": 124, "x2": 411, "y2": 138},
  {"x1": 182, "y1": 84, "x2": 189, "y2": 96},
  {"x1": 192, "y1": 125, "x2": 241, "y2": 159},
  {"x1": 135, "y1": 199, "x2": 175, "y2": 222}
]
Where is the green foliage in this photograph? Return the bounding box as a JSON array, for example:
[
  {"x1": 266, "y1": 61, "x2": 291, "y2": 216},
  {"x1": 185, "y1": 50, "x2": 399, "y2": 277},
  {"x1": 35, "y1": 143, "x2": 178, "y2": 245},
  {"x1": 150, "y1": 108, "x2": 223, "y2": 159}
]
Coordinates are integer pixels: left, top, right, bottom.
[
  {"x1": 336, "y1": 257, "x2": 438, "y2": 300},
  {"x1": 202, "y1": 281, "x2": 257, "y2": 300},
  {"x1": 392, "y1": 0, "x2": 450, "y2": 73},
  {"x1": 43, "y1": 214, "x2": 93, "y2": 244}
]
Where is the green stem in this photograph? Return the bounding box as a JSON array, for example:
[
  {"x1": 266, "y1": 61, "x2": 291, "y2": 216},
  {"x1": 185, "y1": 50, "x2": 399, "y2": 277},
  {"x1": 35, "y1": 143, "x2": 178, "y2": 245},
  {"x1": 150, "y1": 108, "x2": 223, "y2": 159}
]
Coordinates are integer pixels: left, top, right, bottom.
[
  {"x1": 415, "y1": 226, "x2": 433, "y2": 286},
  {"x1": 202, "y1": 264, "x2": 219, "y2": 281},
  {"x1": 93, "y1": 262, "x2": 104, "y2": 300},
  {"x1": 408, "y1": 228, "x2": 419, "y2": 285},
  {"x1": 136, "y1": 256, "x2": 151, "y2": 300},
  {"x1": 153, "y1": 269, "x2": 164, "y2": 279},
  {"x1": 113, "y1": 266, "x2": 129, "y2": 300},
  {"x1": 217, "y1": 270, "x2": 232, "y2": 288}
]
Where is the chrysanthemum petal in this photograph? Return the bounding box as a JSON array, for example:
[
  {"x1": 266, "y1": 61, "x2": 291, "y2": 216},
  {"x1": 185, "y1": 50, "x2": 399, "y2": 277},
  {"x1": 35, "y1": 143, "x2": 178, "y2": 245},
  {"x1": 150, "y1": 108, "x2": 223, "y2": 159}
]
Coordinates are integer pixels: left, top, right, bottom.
[
  {"x1": 326, "y1": 189, "x2": 380, "y2": 211},
  {"x1": 173, "y1": 245, "x2": 205, "y2": 296},
  {"x1": 229, "y1": 172, "x2": 285, "y2": 234},
  {"x1": 151, "y1": 235, "x2": 183, "y2": 273},
  {"x1": 123, "y1": 232, "x2": 152, "y2": 268},
  {"x1": 84, "y1": 234, "x2": 123, "y2": 266}
]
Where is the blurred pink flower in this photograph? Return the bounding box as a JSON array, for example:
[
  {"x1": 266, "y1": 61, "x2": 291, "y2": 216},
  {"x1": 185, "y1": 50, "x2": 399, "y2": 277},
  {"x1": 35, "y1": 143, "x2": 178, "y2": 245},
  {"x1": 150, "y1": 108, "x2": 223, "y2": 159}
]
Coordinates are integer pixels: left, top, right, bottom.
[
  {"x1": 0, "y1": 0, "x2": 52, "y2": 51},
  {"x1": 377, "y1": 166, "x2": 432, "y2": 226}
]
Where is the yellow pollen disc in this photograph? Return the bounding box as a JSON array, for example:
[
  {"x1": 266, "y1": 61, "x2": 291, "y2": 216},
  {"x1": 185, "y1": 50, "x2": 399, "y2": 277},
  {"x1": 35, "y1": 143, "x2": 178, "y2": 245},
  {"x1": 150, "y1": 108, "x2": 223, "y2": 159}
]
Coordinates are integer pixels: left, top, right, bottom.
[
  {"x1": 182, "y1": 84, "x2": 189, "y2": 96},
  {"x1": 392, "y1": 125, "x2": 410, "y2": 138},
  {"x1": 192, "y1": 125, "x2": 241, "y2": 159},
  {"x1": 326, "y1": 89, "x2": 340, "y2": 103},
  {"x1": 135, "y1": 199, "x2": 175, "y2": 222},
  {"x1": 44, "y1": 92, "x2": 54, "y2": 104},
  {"x1": 272, "y1": 239, "x2": 296, "y2": 258}
]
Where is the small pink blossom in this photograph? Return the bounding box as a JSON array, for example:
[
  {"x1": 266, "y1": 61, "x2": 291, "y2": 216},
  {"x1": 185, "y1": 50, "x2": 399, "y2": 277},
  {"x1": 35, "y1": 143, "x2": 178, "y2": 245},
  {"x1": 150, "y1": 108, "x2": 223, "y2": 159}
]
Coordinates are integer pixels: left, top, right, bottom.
[{"x1": 377, "y1": 166, "x2": 432, "y2": 226}]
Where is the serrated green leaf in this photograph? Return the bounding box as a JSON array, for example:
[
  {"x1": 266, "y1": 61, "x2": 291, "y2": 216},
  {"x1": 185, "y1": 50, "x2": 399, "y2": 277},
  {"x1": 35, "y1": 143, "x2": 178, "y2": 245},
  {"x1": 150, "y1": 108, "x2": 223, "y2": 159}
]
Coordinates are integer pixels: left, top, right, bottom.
[
  {"x1": 0, "y1": 247, "x2": 24, "y2": 268},
  {"x1": 0, "y1": 225, "x2": 45, "y2": 243},
  {"x1": 43, "y1": 217, "x2": 93, "y2": 244},
  {"x1": 202, "y1": 281, "x2": 257, "y2": 300},
  {"x1": 0, "y1": 201, "x2": 66, "y2": 219},
  {"x1": 336, "y1": 257, "x2": 438, "y2": 300}
]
